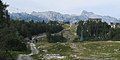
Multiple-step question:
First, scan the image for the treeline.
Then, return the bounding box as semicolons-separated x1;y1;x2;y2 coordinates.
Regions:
77;20;120;41
10;20;63;38
1;14;64;58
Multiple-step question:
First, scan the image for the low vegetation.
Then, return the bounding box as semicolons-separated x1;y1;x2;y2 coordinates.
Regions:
33;41;120;60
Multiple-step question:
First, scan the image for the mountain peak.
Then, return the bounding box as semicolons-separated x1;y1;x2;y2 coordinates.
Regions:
10;11;120;24
81;10;88;13
81;10;94;16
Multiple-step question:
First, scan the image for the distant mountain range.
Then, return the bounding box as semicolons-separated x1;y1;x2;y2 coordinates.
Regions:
10;10;120;24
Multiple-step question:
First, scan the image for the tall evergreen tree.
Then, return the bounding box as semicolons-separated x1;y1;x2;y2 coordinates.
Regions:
0;1;28;59
0;0;9;28
77;20;111;41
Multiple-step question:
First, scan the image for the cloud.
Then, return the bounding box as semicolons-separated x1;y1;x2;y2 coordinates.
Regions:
2;0;120;18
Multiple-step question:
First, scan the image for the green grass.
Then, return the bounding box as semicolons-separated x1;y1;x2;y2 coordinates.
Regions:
47;43;72;56
62;24;70;29
62;24;77;34
33;41;120;60
74;41;120;60
0;51;28;60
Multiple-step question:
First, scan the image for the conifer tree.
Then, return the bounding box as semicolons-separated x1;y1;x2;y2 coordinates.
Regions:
0;0;9;28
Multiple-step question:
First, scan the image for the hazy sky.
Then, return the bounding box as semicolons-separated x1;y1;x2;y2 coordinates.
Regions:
2;0;120;18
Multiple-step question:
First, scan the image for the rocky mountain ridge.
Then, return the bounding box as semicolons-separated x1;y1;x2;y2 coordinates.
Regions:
10;10;120;24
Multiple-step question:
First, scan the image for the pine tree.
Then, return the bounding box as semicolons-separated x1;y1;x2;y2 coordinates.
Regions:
0;1;27;59
0;0;9;28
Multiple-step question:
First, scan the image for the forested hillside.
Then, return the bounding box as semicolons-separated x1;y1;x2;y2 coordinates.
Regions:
77;20;120;41
0;0;63;59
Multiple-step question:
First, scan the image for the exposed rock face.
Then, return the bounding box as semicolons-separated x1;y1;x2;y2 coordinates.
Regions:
17;54;33;60
10;10;120;24
81;10;120;24
17;38;39;60
44;54;65;59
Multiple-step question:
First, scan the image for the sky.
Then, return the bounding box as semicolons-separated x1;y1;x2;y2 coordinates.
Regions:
2;0;120;18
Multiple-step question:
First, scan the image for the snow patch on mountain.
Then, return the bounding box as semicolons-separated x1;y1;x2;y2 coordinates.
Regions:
10;10;120;24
